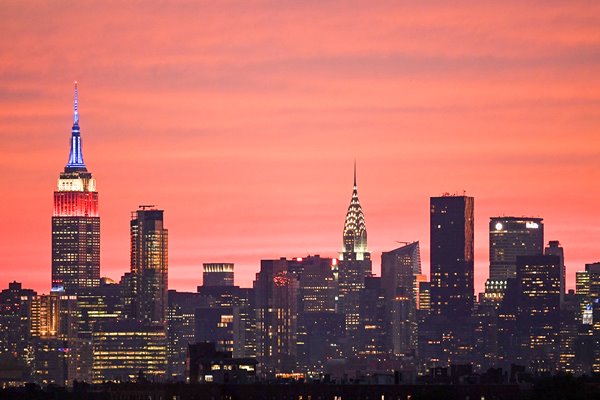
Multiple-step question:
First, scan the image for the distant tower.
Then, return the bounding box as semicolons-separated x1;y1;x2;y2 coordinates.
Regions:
489;217;544;281
52;82;100;292
203;263;234;287
338;163;372;331
430;195;474;320
130;207;168;325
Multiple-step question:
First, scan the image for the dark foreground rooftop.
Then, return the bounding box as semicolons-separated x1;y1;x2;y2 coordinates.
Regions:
1;377;599;400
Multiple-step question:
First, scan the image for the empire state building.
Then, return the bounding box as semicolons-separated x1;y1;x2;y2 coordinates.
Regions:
51;83;100;292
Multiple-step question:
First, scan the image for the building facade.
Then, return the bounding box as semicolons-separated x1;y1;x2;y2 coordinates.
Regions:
129;207;168;325
430;195;474;320
203;263;235;287
338;165;372;331
52;83;100;292
489;217;544;281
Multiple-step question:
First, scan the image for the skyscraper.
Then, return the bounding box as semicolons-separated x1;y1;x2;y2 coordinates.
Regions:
253;258;299;375
129;207;168;325
52;82;100;292
430;194;474;320
545;240;566;305
489;217;544;281
338;163;372;331
203;263;234;287
515;254;561;373
381;242;421;305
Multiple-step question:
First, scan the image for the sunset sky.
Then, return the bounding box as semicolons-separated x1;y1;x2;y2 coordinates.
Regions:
1;1;599;294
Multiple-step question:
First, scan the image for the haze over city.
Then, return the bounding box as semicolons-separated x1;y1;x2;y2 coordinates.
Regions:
1;1;599;294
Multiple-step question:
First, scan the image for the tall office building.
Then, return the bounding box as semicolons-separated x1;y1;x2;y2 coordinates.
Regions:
430;195;474;320
203;263;234;287
515;255;561;373
0;282;36;369
129;207;168;325
52;83;100;292
381;242;421;357
489;217;544;280
338;164;372;331
545;241;566;305
381;241;421;302
253;259;299;375
91;321;167;383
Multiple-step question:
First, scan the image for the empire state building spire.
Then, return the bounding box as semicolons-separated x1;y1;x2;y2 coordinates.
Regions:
66;81;86;172
342;162;367;254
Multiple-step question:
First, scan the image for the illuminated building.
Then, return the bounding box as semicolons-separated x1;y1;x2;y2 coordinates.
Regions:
338;164;372;331
489;217;544;281
580;262;600;374
284;256;339;373
559;290;579;373
195;308;235;354
52;82;100;292
30;293;80;386
203;263;234;287
480;279;508;307
91;321;167;383
129;207;168;325
73;279;123;383
0;282;36;375
357;277;388;359
167;290;203;381
253;258;299;375
188;342;257;384
291;255;337;314
430;195;474;320
586;262;600;299
576;271;590;296
195;285;256;360
418;281;431;313
516;254;561;374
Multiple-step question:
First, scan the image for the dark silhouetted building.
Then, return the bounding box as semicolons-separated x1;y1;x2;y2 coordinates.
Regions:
52;83;100;292
545;240;565;305
430;195;474;320
381;242;421;357
188;342;257;384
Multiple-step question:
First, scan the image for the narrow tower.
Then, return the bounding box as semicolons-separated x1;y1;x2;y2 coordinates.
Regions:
52;82;100;292
338;163;372;332
129;206;168;325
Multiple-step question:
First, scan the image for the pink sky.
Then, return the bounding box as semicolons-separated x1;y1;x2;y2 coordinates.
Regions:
1;1;599;294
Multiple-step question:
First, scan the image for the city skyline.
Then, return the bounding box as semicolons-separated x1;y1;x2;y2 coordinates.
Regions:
2;2;600;294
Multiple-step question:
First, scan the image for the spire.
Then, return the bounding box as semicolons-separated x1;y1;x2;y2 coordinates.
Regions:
73;81;79;125
65;81;87;172
342;162;367;254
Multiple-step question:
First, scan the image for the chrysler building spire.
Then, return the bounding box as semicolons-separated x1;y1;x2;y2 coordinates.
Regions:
342;162;367;254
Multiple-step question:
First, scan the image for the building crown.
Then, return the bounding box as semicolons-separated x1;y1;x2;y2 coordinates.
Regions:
342;161;367;254
65;81;87;172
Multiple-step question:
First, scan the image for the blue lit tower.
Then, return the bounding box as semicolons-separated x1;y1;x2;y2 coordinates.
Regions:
52;82;100;292
338;162;372;331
